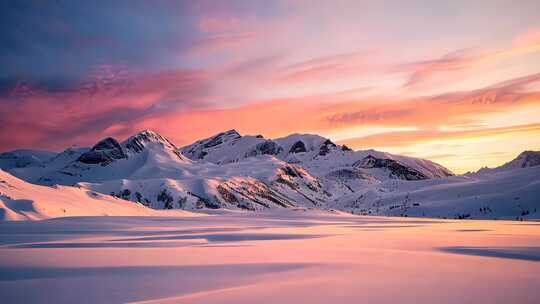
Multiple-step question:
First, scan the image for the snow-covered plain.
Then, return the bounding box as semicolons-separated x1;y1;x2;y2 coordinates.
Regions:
0;210;539;303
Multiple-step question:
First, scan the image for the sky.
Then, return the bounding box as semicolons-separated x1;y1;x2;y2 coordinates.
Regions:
1;0;540;173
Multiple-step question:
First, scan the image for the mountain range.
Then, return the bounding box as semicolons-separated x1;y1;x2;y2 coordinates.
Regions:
1;129;539;220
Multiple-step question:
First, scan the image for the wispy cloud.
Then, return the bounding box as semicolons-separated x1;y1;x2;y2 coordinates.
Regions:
337;123;540;149
274;51;371;84
394;33;540;88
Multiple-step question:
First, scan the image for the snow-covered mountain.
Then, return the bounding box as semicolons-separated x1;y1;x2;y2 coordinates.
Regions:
3;130;328;211
38;130;193;185
180;130;453;180
0;169;192;220
0;149;56;170
488;151;540;172
8;146;89;183
1;129;538;220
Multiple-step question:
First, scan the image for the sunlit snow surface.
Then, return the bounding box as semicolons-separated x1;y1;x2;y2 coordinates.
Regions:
1;209;539;303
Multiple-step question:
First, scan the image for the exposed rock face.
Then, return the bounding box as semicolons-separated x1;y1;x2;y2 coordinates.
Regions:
341;145;353;152
77;137;127;165
180;129;242;160
508;151;540;168
157;188;174;209
289;141;307;153
274;164;327;202
319;139;337;156
216;185;239;204
226;179;296;209
246;140;283;157
354;155;428;180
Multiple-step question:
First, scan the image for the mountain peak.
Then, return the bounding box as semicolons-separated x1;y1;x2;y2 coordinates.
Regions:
224;129;241;136
477;150;540;173
182;129;242;156
123;130;178;153
213;129;242;142
504;150;540;169
132;129;164;141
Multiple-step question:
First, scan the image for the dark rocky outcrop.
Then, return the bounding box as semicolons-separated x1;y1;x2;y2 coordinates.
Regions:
246;140;283;157
289;141;307;153
157;189;174;209
77;137;127;165
280;165;304;178
216;184;239;203
318;139;337;156
354;155;428;180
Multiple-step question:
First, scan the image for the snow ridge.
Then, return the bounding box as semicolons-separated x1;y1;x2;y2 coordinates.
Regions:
1;130;539;220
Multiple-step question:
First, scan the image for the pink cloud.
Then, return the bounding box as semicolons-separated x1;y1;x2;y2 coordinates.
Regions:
274;51;371;84
0;66;216;151
394;31;540;88
513;29;540;46
2;70;539;152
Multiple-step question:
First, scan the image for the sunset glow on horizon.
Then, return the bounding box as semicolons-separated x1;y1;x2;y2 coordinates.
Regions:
1;0;540;173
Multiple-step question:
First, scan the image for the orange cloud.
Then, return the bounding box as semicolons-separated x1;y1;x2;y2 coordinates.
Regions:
123;72;540;150
513;29;540;46
337;123;540;149
323;73;540;132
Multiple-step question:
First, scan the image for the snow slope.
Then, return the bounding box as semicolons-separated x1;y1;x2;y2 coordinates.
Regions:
335;166;540;220
77;155;329;211
0;169;192;221
7;146;89;183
